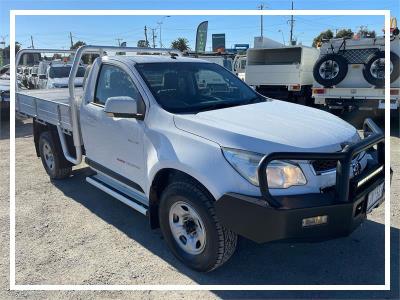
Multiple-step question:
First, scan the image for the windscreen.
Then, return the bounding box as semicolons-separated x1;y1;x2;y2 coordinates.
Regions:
136;62;264;114
48;66;86;78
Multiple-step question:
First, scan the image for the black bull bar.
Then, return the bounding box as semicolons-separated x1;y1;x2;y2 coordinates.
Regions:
257;119;386;208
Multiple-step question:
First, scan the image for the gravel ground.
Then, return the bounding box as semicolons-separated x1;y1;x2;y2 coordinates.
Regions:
0;113;399;299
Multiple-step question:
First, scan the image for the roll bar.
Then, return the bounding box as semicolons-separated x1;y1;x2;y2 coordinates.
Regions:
67;45;182;164
15;49;76;92
16;46;182;165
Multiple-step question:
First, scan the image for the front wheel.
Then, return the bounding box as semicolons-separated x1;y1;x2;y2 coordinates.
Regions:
159;179;237;272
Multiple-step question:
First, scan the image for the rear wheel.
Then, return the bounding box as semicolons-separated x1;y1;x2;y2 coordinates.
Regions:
159;178;237;272
39;131;72;179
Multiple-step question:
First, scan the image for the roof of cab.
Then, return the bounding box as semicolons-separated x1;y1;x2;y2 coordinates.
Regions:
107;55;212;64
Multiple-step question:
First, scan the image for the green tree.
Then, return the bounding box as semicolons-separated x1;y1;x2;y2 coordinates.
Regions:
3;42;21;56
335;28;354;39
137;40;150;48
171;38;190;52
312;29;334;47
70;40;86;50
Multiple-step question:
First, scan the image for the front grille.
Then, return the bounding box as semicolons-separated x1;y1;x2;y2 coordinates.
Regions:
312;160;337;174
312;152;365;175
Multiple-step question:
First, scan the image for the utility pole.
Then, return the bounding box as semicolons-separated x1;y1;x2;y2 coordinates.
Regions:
116;38;123;46
258;3;264;37
157;16;170;48
288;1;295;45
157;21;163;47
151;28;157;48
30;35;34;49
144;26;149;47
69;32;73;48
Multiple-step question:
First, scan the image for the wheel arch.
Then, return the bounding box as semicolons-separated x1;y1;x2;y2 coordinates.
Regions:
148;167;217;229
33;118;75;168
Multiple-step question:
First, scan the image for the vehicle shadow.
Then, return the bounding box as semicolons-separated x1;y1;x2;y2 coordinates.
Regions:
0;117;33;140
51;167;398;298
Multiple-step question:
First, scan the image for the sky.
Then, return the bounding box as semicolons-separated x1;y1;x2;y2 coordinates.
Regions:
0;0;399;50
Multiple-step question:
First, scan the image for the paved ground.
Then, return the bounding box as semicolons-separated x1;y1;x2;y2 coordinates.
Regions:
0;112;399;299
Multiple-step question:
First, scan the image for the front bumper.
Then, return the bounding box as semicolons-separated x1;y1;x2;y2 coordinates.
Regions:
215;119;387;243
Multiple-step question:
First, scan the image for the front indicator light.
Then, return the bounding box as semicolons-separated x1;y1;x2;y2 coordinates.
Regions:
302;215;328;227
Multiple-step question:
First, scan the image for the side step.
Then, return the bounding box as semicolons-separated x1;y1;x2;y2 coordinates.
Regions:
86;176;148;216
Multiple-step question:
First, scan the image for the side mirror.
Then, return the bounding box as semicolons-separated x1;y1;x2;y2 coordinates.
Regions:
104;96;143;119
38;74;46;79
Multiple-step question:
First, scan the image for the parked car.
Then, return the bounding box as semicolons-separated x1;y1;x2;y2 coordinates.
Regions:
45;63;86;89
312;27;400;113
16;46;386;272
245;43;320;106
0;65;10;120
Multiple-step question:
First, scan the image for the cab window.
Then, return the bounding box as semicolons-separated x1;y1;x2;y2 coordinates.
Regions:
94;64;144;113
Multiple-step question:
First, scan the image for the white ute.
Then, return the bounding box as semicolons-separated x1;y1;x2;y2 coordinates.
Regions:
16;46;387;272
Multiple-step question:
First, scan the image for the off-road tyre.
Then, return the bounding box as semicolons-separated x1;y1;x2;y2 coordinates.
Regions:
313;54;349;87
39;131;72;179
159;178;237;272
362;51;400;87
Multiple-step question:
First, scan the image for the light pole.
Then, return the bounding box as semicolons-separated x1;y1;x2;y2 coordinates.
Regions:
157;16;170;48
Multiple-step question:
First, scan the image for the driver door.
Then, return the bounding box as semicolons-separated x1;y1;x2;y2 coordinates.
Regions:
80;62;147;192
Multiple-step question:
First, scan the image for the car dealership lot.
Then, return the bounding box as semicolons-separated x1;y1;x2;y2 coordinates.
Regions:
0;116;399;299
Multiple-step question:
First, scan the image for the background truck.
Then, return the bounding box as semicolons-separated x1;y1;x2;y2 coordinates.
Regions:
245;43;320;105
16;46;385;272
312;28;400;114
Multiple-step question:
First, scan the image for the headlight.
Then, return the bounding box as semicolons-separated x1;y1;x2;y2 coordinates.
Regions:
222;147;307;188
